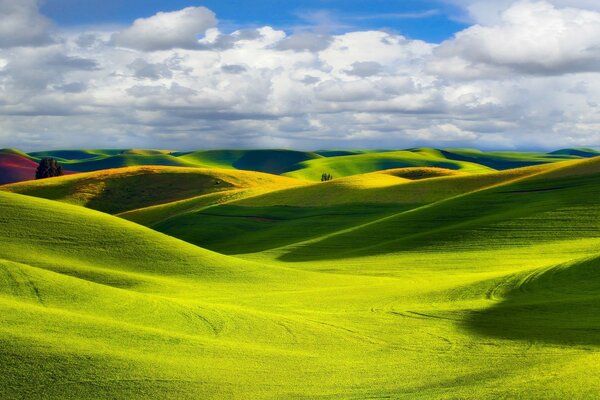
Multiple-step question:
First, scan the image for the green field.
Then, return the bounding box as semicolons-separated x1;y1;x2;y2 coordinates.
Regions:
2;149;600;398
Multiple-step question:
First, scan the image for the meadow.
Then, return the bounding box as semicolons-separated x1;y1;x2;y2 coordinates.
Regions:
1;147;600;398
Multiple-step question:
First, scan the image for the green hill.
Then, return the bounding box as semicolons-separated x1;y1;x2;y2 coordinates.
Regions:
144;164;550;254
278;156;600;261
0;166;305;214
283;149;495;181
439;148;582;169
28;149;127;161
176;149;322;174
4;150;600;398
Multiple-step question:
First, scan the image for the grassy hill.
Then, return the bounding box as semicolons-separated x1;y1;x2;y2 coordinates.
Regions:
276;156;600;261
143;163;551;254
175;149;322;174
1;147;597;185
0;166;305;214
0;149;40;184
438;148;581;169
3;150;600;398
283;149;496;180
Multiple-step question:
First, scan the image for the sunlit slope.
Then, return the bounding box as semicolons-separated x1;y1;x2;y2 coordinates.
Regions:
1;166;304;214
0;190;254;279
176;149;322;174
279;156;600;261
149;164;551;254
0;191;350;398
284;149;495;181
28;149;127;161
60;153;200;172
6;167;600;397
237;163;550;207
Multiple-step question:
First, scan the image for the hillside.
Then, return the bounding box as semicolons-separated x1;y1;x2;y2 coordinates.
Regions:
144;164;551;254
283;149;496;180
175;149;322;174
277;156;600;261
1;147;597;185
3;152;600;397
0;149;40;184
3;157;600;397
0;166;305;214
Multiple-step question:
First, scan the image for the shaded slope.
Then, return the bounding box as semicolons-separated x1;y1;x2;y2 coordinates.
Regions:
284;149;494;181
278;157;600;261
149;164;551;254
1;166;304;214
0;150;39;184
549;148;600;158
379;167;465;180
62;153;199;172
176;149;322;174
466;255;600;345
28;149;127;161
439;148;582;170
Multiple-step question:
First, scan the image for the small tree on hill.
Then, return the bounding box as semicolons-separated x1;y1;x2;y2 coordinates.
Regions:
35;158;63;179
321;172;333;182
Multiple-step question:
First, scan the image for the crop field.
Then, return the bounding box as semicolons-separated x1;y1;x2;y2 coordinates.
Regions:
1;148;600;398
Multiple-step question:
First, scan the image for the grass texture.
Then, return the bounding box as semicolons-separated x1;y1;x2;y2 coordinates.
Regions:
1;153;600;398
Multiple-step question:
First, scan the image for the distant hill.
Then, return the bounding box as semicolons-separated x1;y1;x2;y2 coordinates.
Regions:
1;147;598;185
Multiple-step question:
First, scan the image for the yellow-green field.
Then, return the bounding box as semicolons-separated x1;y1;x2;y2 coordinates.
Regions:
2;150;600;398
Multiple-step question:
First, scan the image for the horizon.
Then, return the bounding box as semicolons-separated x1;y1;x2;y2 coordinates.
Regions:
2;1;600;150
7;145;600;154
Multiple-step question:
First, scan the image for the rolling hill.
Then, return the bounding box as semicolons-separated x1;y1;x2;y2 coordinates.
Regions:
2;147;596;186
0;152;600;399
0;166;305;214
0;149;40;184
3;150;600;398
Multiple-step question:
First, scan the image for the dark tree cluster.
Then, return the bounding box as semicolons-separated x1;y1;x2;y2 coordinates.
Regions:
321;173;333;182
35;158;64;180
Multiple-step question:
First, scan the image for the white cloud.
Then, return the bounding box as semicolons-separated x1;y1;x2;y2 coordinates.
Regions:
2;2;600;150
0;0;54;48
113;7;217;51
437;1;600;75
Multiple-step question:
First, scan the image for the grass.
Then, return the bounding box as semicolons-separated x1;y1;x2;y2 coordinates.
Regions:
2;151;600;398
283;149;496;181
0;166;305;214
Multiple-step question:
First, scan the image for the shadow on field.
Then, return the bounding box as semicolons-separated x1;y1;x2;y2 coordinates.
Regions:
464;256;600;346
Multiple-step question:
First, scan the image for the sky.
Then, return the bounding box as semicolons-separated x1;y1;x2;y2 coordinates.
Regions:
1;0;600;150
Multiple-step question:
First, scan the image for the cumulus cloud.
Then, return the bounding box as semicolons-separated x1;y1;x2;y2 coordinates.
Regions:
437;1;600;75
345;61;384;77
0;0;54;48
128;58;173;80
113;7;217;51
2;1;600;150
275;33;333;52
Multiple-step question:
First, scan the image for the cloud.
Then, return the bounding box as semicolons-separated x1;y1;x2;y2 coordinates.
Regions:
128;58;173;80
113;7;217;51
221;64;247;74
275;33;333;52
345;61;384;77
437;1;600;75
3;2;600;151
0;0;54;48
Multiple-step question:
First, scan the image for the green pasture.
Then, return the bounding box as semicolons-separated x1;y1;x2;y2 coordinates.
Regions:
1;152;600;398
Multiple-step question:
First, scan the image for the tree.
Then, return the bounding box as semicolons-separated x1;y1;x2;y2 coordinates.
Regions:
35;158;64;179
321;172;333;182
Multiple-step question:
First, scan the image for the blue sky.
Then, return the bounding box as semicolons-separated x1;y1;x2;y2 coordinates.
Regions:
40;0;468;43
3;0;600;151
